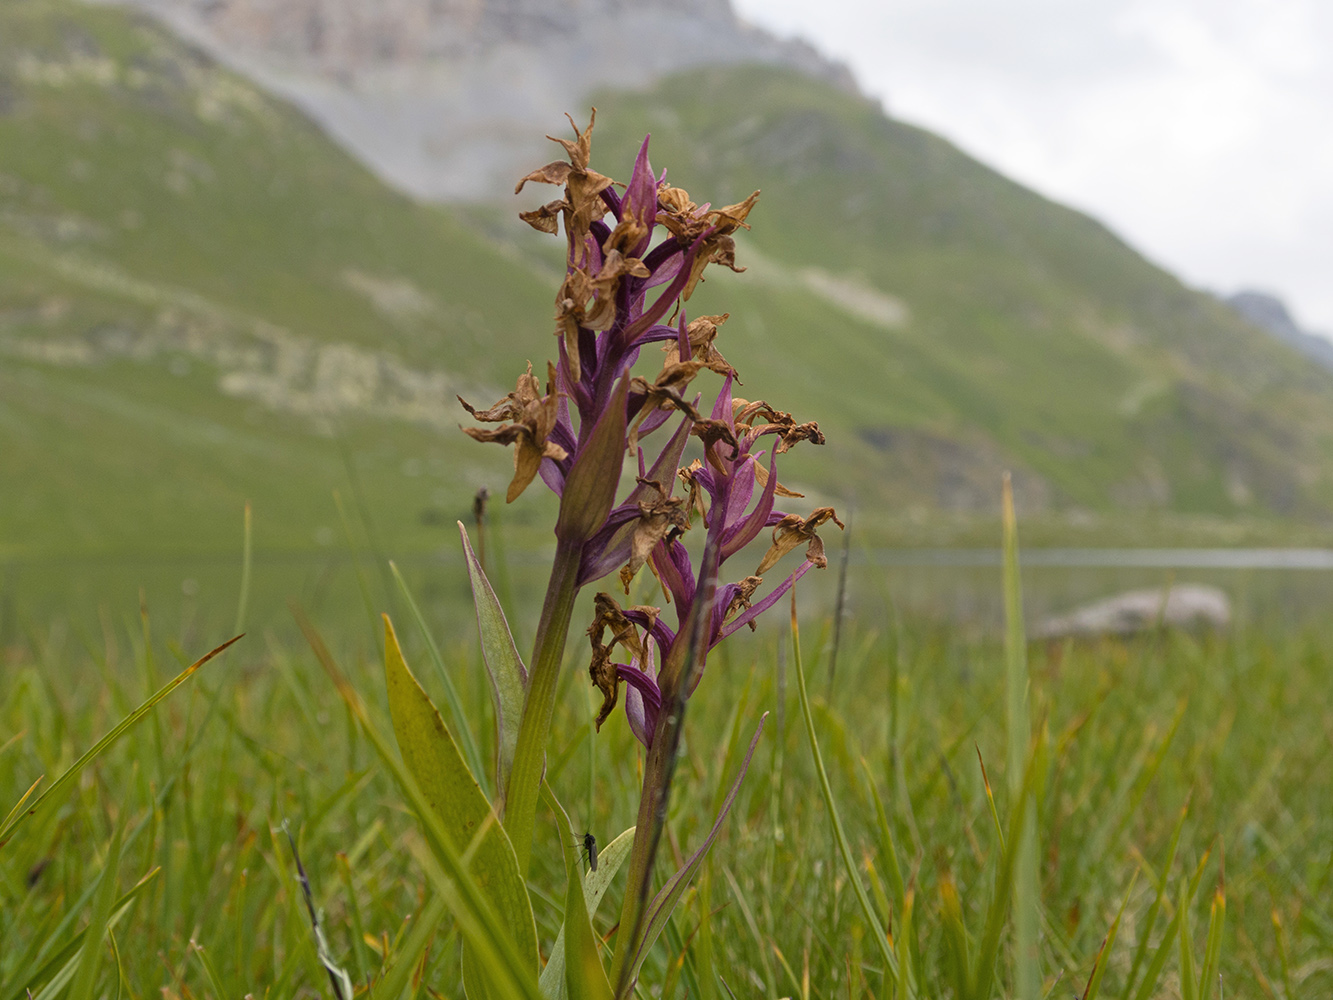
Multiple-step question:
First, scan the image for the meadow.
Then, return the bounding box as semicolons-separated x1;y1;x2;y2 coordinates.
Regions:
2;523;1331;999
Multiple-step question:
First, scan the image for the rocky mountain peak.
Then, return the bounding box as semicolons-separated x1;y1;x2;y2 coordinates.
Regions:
110;0;857;199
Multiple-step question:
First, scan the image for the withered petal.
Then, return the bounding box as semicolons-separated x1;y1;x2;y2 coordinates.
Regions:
519;199;568;234
707;190;761;235
515;161;573;194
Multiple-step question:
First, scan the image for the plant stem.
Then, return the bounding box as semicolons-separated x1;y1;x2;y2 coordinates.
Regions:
504;535;583;877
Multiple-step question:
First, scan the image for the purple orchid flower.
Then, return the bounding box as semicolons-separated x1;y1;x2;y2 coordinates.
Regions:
587;371;843;748
458;113;837;880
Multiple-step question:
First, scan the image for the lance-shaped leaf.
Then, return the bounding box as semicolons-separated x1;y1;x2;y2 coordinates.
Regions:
623;716;766;991
557;376;630;544
539;826;637;1000
302;613;539;1000
382;616;539;986
459;523;528;793
540;785;615;1000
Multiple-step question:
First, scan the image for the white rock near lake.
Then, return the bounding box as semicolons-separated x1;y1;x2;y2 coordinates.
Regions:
1033;584;1231;639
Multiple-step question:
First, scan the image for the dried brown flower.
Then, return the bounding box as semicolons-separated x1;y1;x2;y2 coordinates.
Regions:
754;507;845;575
458;363;568;503
619;495;691;593
586;592;660;728
515;111;614;250
722;575;764;631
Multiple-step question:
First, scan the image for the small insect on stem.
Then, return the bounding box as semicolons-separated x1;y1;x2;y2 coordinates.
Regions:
580;832;598;872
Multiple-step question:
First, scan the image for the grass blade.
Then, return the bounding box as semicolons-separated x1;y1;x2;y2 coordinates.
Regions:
0;635;241;849
790;590;902;991
67;822;123;1000
1002;472;1040;1000
234;500;253;636
1082;873;1137;1000
368;894;451;1000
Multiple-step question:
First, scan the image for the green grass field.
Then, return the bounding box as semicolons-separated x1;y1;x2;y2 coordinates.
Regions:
3;532;1330;999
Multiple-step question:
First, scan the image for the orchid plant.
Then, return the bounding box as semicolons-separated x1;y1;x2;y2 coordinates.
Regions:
373;112;840;998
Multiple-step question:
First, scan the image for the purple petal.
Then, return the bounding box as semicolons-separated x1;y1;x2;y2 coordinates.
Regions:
539;456;566;496
618;658;662;748
626;607;677;655
644;253;684;291
653;538;696;612
721;455;757;530
710;373;734;423
584;230;604;272
641;235;684;276
636;405;675;440
721;454;778;560
624;136;658;253
709;581;741;641
620;232;708;347
630;324;684;348
577;504;642;585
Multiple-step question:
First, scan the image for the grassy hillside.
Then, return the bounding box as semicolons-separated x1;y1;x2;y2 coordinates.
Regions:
4;0;1333;571
0;0;551;561
588;66;1333;522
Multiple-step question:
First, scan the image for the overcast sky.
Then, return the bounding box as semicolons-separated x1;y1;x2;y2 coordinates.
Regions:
734;0;1333;335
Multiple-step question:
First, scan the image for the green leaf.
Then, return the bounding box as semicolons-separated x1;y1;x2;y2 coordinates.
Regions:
556;375;629;544
541;785;615;1000
391;558;489;793
300;611;539;1000
68;823;123;1000
458;523;528;793
382;616;539;985
0;635;240;849
539;826;637;1000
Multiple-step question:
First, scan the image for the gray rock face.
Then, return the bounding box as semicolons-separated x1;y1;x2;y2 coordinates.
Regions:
1033;584;1230;639
103;0;857;200
1227;290;1333;373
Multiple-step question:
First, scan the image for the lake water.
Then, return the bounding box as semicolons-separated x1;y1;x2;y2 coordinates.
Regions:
5;547;1333;648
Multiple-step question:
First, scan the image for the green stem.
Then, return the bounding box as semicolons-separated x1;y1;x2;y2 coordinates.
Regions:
503;536;583;877
609;726;671;990
609;540;716;995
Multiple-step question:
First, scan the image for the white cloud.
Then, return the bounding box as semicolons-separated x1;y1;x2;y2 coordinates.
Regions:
735;0;1333;333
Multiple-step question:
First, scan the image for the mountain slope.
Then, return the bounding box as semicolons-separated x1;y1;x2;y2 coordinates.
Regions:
0;0;551;558
5;0;1333;567
586;66;1333;518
